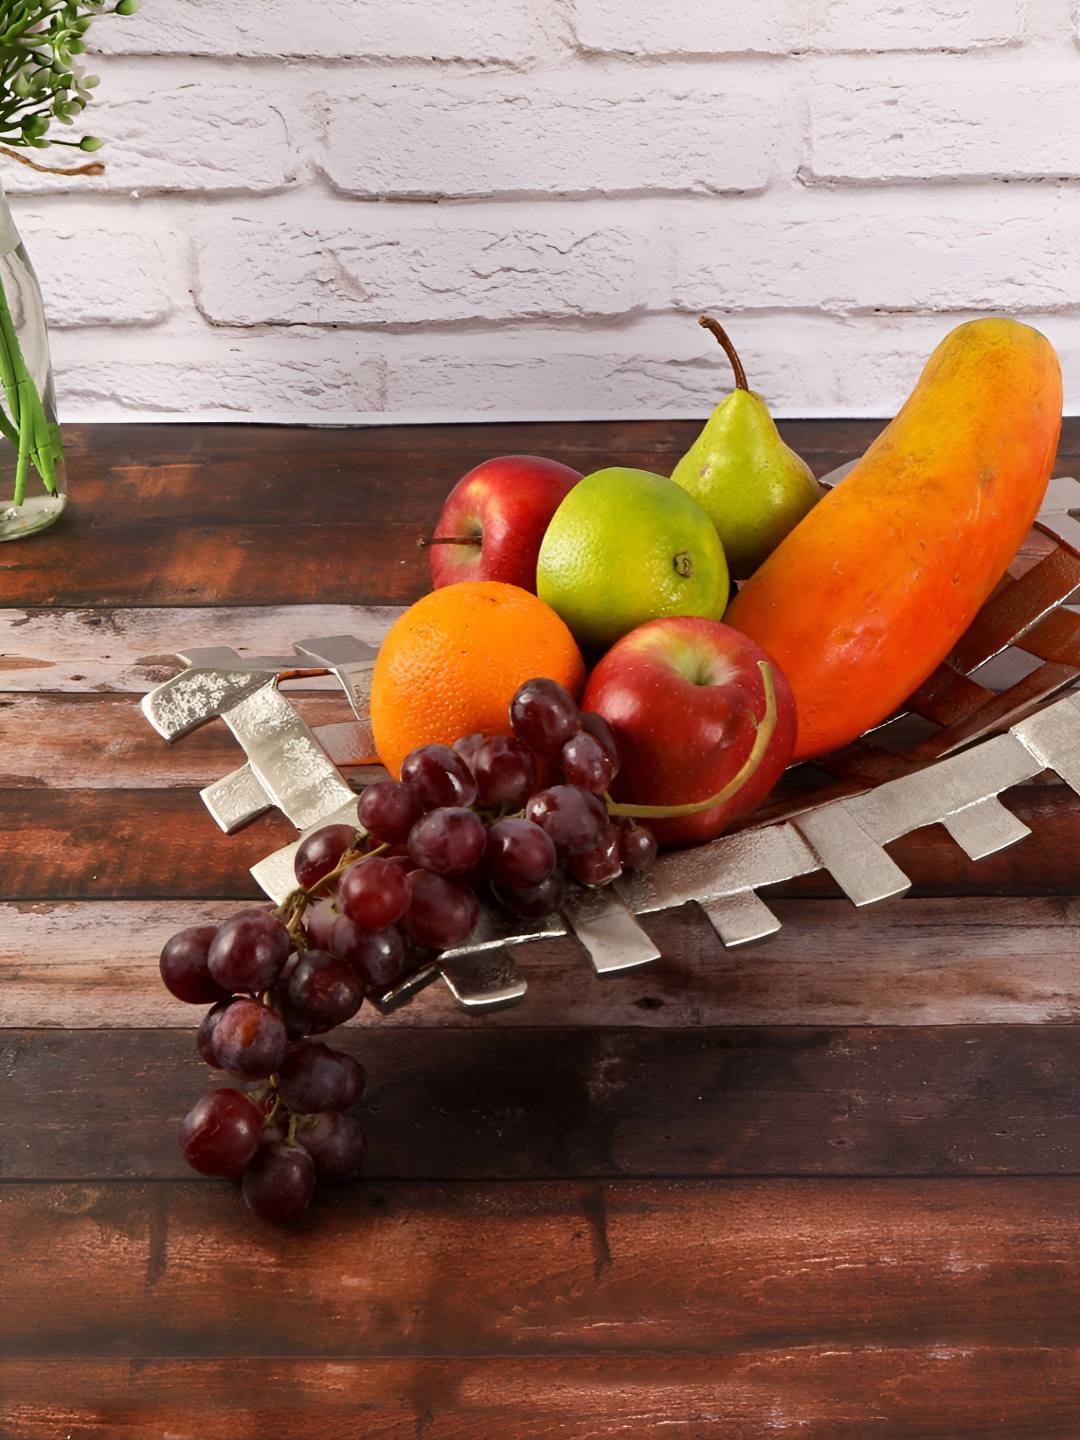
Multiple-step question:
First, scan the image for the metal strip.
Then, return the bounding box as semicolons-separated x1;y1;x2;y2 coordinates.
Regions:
200;762;271;834
700;891;782;948
438;949;527;1011
942;797;1031;860
793;805;911;907
561;887;661;975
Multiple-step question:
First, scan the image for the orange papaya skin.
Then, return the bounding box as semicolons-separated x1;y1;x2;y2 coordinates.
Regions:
724;318;1062;762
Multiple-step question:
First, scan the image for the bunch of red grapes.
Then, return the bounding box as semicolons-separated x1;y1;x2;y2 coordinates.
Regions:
163;678;657;1223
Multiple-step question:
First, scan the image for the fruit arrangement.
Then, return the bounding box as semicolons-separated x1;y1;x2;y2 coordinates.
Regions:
158;315;1064;1224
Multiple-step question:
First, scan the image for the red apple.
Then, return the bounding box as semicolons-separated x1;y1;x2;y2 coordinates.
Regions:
582;616;797;847
427;455;581;591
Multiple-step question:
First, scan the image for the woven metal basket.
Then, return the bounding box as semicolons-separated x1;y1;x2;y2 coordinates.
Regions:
142;473;1080;1016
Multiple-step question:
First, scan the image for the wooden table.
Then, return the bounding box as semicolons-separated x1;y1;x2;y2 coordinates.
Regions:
4;419;1080;1438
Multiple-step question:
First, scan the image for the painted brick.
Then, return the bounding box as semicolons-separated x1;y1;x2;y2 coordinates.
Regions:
812;0;1022;51
54;352;385;417
323;83;775;198
8;85;300;196
383;320;948;417
672;203;1080;314
194;219;642;326
93;0;541;63
807;64;1079;182
20;219;173;327
571;0;805;56
571;0;1019;55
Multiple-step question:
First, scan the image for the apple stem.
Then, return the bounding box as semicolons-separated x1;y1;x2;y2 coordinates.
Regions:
606;661;778;820
417;534;482;549
698;315;749;392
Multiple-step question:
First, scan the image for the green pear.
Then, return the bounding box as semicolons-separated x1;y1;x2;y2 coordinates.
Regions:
672;316;822;580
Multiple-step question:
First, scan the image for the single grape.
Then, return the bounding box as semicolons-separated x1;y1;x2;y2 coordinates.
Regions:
400;742;477;810
407;807;487;876
336;1053;366;1109
403;869;479;949
350;925;407;990
241;1141;315;1223
560;731;617;794
207;909;291;993
211;998;288;1079
305;898;362;962
619;822;658;873
179;1088;263;1178
570;826;623;888
492;869;567;921
510;678;580;756
485;817;557;887
159;924;230;1005
297;1112;367;1183
451;732;486;773
266;982;312;1041
580;711;620;767
287;949;365;1030
293;823;357;890
304;896;337;951
196;1000;230;1065
338;856;409;930
472;735;537;809
277;1039;366;1112
357;779;422;845
525;785;609;858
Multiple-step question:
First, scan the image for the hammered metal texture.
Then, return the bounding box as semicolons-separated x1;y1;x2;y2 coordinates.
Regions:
141;478;1080;1016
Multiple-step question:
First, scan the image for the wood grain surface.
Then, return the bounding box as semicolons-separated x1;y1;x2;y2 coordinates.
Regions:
6;895;1078;1029
4;421;1080;1439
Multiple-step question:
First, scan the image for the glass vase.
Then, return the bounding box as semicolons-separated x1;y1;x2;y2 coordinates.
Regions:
0;182;66;541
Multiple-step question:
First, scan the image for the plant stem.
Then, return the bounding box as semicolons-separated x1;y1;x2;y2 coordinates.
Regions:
0;268;56;504
606;662;778;820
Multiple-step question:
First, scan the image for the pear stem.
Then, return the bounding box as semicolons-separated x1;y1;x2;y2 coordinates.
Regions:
606;662;778;820
698;314;749;391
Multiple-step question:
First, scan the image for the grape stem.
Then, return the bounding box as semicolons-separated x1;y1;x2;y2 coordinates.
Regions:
275;838;389;943
606;661;778;820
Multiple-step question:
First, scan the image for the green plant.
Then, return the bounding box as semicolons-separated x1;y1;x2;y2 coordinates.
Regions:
0;0;138;154
0;0;137;513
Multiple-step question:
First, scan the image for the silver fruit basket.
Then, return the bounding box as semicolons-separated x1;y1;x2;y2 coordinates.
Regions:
142;475;1080;1017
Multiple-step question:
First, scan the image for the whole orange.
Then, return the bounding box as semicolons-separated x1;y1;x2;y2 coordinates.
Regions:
370;581;586;778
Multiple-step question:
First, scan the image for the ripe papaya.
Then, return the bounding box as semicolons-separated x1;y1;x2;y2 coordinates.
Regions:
724;318;1062;761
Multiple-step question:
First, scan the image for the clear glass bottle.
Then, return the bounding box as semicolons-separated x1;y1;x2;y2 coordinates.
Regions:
0;183;66;541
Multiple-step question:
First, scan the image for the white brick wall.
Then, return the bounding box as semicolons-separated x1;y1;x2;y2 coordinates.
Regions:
12;0;1080;421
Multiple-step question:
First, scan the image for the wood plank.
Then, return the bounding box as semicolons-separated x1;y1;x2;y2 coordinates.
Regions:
0;519;1059;611
2;782;1078;901
3;417;1071;607
5;1179;1080;1355
0;521;435;607
6;1025;1080;1180
0;693;377;787
0;790;293;901
5;1349;1080;1439
0;604;396;693
57;418;886;531
5;896;1080;1030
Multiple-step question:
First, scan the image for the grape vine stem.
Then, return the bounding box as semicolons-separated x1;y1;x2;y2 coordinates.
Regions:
276;838;389;944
